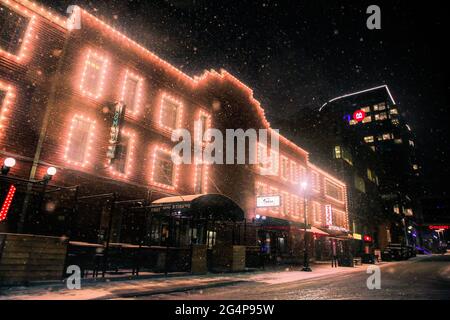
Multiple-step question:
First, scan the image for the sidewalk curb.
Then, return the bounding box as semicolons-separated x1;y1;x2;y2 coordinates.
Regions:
93;280;247;300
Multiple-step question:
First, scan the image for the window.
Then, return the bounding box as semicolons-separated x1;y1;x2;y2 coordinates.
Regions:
341;147;353;166
413;164;419;171
312;171;320;192
364;136;374;143
349;119;357;125
120;71;143;115
382;133;393;140
334;146;341;159
109;131;135;177
391;119;400;126
0;3;33;60
281;192;288;217
362;116;372;123
151;148;177;188
367;168;377;183
258;143;279;176
290;161;298;183
64;115;96;166
394;138;403;144
409;140;415;147
312;202;321;224
80;50;109;100
325;179;343;202
389;108;398;115
354;175;366;193
194;110;211;193
373;102;386;111
361;106;370;113
281;156;289;180
0;80;14;135
159;93;183;131
374;112;388;121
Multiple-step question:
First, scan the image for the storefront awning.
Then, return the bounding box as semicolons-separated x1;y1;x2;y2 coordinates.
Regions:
151;193;245;222
307;226;329;236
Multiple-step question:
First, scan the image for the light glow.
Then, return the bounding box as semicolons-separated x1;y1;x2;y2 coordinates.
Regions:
193;109;212;193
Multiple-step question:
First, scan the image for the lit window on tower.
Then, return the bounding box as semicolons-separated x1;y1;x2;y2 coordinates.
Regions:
364;136;374;143
375;112;388;121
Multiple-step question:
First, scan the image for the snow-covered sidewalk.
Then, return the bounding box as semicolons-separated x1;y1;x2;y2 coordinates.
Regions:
0;263;370;300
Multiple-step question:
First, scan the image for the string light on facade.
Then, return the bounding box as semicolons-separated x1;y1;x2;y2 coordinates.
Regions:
0;81;15;137
79;49;109;100
158;92;184;132
120;70;144;116
193;109;212;193
0;0;36;63
150;145;179;190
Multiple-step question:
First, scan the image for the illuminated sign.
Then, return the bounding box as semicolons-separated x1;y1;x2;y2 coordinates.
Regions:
363;235;373;242
353;109;366;122
325;205;333;226
328;225;348;232
352;233;362;240
256;196;281;208
0;185;17;222
428;225;449;230
107;102;126;160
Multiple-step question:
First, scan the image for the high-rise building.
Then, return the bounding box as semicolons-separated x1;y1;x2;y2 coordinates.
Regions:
279;85;420;250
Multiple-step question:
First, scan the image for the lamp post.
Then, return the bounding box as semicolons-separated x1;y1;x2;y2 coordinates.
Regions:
301;181;312;272
38;167;57;214
1;157;16;175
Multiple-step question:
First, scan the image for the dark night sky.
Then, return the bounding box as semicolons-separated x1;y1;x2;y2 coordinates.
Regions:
42;0;449;196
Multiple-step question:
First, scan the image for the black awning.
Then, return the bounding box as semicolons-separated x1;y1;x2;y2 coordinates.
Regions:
150;193;245;222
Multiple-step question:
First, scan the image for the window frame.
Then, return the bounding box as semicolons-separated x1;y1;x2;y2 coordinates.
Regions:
79;49;109;100
120;70;144;116
64;115;96;168
150;146;179;190
0;2;35;63
108;129;136;178
158;92;183;132
0;80;15;137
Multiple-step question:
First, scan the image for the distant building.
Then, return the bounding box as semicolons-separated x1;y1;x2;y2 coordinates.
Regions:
278;85;420;251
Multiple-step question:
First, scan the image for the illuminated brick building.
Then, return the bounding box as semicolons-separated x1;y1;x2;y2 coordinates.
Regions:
0;0;349;264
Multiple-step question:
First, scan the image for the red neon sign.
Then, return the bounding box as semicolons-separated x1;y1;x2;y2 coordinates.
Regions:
353;110;366;122
428;225;449;230
363;235;372;242
0;185;16;222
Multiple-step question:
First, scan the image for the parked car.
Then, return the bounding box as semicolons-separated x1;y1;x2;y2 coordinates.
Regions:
381;243;415;261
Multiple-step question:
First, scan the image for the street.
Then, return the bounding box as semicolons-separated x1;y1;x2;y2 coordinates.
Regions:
139;254;450;300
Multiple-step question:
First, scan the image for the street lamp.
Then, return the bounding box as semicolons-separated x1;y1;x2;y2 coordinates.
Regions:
38;167;57;216
1;157;16;175
301;181;312;272
44;166;57;181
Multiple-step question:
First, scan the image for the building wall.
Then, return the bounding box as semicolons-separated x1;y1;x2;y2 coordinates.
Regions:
0;0;349;234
